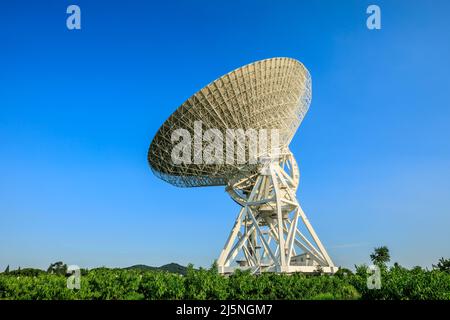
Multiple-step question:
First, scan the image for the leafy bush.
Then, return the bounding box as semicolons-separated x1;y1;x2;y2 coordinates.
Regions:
0;265;449;300
139;271;185;299
349;264;450;300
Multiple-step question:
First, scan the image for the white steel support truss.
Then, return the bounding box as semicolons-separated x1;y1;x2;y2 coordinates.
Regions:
217;152;337;274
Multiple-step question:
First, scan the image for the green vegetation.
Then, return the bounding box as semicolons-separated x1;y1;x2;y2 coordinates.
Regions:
433;257;450;274
1;264;449;300
0;267;359;300
1;251;449;300
47;261;68;275
348;264;450;300
370;246;391;267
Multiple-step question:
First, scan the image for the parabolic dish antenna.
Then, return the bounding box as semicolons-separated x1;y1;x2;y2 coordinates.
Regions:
148;57;337;274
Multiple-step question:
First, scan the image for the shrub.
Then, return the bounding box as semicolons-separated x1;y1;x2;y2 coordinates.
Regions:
0;266;448;300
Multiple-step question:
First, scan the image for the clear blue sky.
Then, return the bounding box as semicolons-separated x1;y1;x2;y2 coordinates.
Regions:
1;0;449;271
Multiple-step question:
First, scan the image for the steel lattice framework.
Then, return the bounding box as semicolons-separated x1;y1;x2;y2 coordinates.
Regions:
148;57;311;187
148;57;337;274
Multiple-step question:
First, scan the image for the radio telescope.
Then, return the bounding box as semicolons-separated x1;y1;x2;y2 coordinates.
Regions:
148;57;337;274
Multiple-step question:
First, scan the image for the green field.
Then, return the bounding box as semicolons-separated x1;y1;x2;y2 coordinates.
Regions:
1;264;449;300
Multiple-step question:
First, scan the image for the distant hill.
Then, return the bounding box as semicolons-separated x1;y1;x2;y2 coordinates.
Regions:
124;263;188;275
